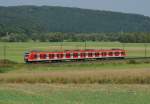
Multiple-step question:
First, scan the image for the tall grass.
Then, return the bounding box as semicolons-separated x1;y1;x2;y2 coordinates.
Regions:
1;69;150;84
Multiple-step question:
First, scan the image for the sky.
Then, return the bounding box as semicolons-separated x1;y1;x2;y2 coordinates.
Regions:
0;0;150;17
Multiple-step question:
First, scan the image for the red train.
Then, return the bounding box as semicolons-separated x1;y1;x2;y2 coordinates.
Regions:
24;49;127;63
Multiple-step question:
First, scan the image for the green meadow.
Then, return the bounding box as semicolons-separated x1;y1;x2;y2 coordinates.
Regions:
0;84;150;104
0;42;150;104
0;42;150;62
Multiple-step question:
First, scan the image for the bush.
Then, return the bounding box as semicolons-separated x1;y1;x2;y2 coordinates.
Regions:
0;67;12;73
0;59;17;65
0;59;17;73
127;60;138;64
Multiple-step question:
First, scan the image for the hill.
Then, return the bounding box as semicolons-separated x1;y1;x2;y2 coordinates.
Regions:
0;5;150;34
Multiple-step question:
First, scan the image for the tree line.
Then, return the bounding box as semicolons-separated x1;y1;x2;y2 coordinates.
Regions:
0;6;150;43
0;32;150;43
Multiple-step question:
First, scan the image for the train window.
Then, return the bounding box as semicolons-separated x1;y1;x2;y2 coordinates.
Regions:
61;54;63;58
115;52;120;56
40;54;46;59
32;54;37;59
73;53;78;57
66;53;70;58
121;52;125;55
81;53;86;57
57;54;63;58
109;52;113;56
95;52;99;57
49;54;54;59
88;53;93;57
102;52;107;56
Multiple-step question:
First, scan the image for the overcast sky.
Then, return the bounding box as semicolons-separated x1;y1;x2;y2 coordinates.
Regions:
0;0;150;17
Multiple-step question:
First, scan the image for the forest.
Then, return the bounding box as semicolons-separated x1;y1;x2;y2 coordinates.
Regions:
0;6;150;42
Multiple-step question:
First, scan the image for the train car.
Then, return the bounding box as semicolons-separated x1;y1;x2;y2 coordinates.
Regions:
24;49;126;63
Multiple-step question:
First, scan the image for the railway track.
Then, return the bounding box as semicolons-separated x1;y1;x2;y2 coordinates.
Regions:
30;57;150;65
126;57;150;60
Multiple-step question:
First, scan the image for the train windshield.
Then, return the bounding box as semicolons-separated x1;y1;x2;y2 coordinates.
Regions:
24;52;30;62
24;52;29;57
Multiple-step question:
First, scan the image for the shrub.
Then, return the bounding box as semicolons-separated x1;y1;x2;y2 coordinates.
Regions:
127;60;138;64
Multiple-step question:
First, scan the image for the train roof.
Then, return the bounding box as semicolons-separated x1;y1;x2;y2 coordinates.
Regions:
27;49;125;53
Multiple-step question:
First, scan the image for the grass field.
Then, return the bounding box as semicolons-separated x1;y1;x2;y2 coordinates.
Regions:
0;61;150;84
0;84;150;104
0;42;150;62
0;42;150;104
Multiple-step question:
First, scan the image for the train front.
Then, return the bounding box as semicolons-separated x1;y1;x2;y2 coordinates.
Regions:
24;52;30;63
